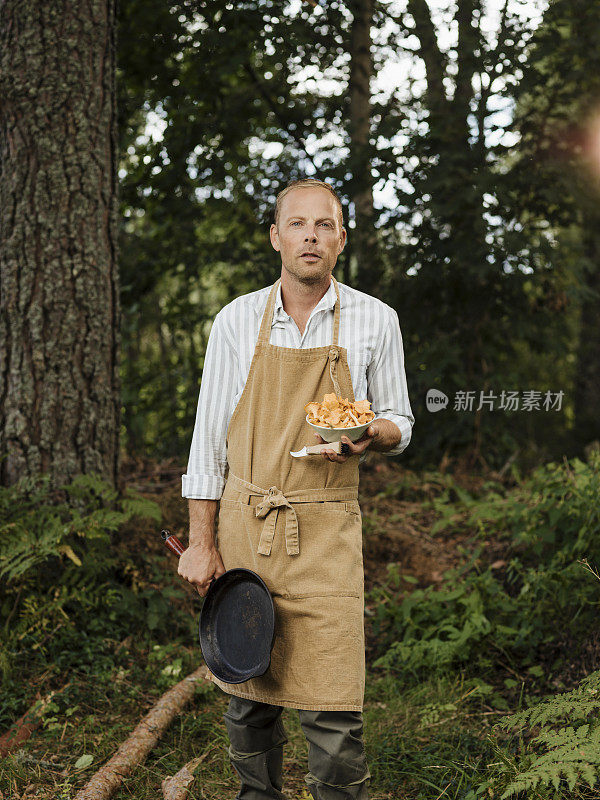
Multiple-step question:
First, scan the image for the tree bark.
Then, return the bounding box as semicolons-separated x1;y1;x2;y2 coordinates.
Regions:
348;0;381;292
0;0;121;488
573;220;600;449
162;755;207;800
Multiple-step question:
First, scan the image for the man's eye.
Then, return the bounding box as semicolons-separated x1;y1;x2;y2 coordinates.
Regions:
290;221;302;226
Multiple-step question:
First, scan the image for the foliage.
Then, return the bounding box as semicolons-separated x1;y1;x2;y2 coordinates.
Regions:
0;473;158;582
0;634;216;799
491;670;600;798
0;637;503;799
370;452;600;677
3;459;600;798
384;0;555;469
114;0;599;470
116;0;351;458
506;0;600;453
0;473;191;728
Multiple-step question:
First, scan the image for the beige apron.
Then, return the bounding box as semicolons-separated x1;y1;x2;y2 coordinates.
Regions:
206;276;365;712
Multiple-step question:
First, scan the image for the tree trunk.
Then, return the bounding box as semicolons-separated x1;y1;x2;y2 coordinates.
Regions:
449;0;487;263
0;0;121;488
348;0;381;292
573;221;600;450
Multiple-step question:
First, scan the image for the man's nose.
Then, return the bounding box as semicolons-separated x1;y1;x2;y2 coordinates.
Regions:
304;227;318;242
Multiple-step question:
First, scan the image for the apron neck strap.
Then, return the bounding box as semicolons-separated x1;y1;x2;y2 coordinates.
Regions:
257;279;280;345
331;276;341;347
257;276;341;347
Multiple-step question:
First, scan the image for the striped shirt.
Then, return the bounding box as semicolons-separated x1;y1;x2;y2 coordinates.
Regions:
182;278;414;500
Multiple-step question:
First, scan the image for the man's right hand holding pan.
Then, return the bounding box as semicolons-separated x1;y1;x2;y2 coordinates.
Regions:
179;499;226;596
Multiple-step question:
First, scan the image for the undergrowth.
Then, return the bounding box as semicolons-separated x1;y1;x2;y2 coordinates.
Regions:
0;472;194;729
1;455;599;798
491;668;600;798
366;451;600;798
369;451;600;678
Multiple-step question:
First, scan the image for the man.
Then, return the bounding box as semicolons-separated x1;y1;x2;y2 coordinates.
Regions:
180;178;414;800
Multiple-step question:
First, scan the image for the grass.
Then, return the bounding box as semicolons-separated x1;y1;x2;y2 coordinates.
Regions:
365;672;509;799
2;453;599;799
1;609;538;800
0;660;520;799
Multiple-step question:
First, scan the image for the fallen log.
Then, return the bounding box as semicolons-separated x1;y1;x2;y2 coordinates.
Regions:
0;688;64;758
161;753;208;800
74;666;210;800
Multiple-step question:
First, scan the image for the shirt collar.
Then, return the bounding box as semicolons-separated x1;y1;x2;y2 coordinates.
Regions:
272;278;340;320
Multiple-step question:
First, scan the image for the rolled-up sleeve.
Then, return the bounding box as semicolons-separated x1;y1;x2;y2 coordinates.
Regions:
181;309;238;499
367;306;414;456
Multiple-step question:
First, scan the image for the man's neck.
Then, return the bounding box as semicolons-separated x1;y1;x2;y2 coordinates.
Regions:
279;269;332;319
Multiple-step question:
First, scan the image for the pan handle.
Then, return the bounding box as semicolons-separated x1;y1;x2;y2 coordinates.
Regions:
161;528;185;557
162;530;219;593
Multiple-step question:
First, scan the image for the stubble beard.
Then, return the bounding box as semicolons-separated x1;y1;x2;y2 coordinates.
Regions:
283;256;334;287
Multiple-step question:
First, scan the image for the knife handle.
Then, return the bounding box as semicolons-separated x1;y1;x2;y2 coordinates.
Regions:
306;441;350;455
161;529;186;557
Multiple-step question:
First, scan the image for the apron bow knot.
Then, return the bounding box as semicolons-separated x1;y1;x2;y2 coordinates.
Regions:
255;487;299;557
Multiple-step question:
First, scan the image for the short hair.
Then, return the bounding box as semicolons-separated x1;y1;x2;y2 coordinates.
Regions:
274;179;344;230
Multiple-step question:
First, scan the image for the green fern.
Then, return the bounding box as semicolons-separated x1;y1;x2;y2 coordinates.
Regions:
0;473;161;583
496;670;600;798
370;453;600;678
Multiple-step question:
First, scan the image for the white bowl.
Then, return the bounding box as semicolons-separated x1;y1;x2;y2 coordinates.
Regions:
306;415;375;443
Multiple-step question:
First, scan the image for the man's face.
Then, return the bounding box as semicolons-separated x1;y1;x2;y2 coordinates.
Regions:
270;187;347;284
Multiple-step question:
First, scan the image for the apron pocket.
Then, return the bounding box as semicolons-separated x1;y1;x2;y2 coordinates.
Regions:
284;503;363;599
217;499;363;600
309;500;361;517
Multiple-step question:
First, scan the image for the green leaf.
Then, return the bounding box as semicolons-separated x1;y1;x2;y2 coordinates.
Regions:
57;544;82;567
527;665;545;677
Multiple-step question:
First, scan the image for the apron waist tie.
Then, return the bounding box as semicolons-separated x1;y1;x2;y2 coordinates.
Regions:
255;488;297;556
226;473;358;557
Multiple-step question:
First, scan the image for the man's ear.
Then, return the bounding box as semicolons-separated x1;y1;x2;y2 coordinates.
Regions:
338;227;347;254
270;224;280;252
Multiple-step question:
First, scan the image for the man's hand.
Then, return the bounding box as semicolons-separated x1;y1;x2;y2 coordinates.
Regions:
177;542;226;596
182;499;223;595
315;419;401;462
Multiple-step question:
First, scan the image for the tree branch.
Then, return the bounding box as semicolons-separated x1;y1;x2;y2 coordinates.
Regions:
406;0;449;110
74;666;210;800
242;62;319;174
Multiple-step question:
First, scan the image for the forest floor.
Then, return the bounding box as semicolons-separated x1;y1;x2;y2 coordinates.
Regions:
1;452;597;800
